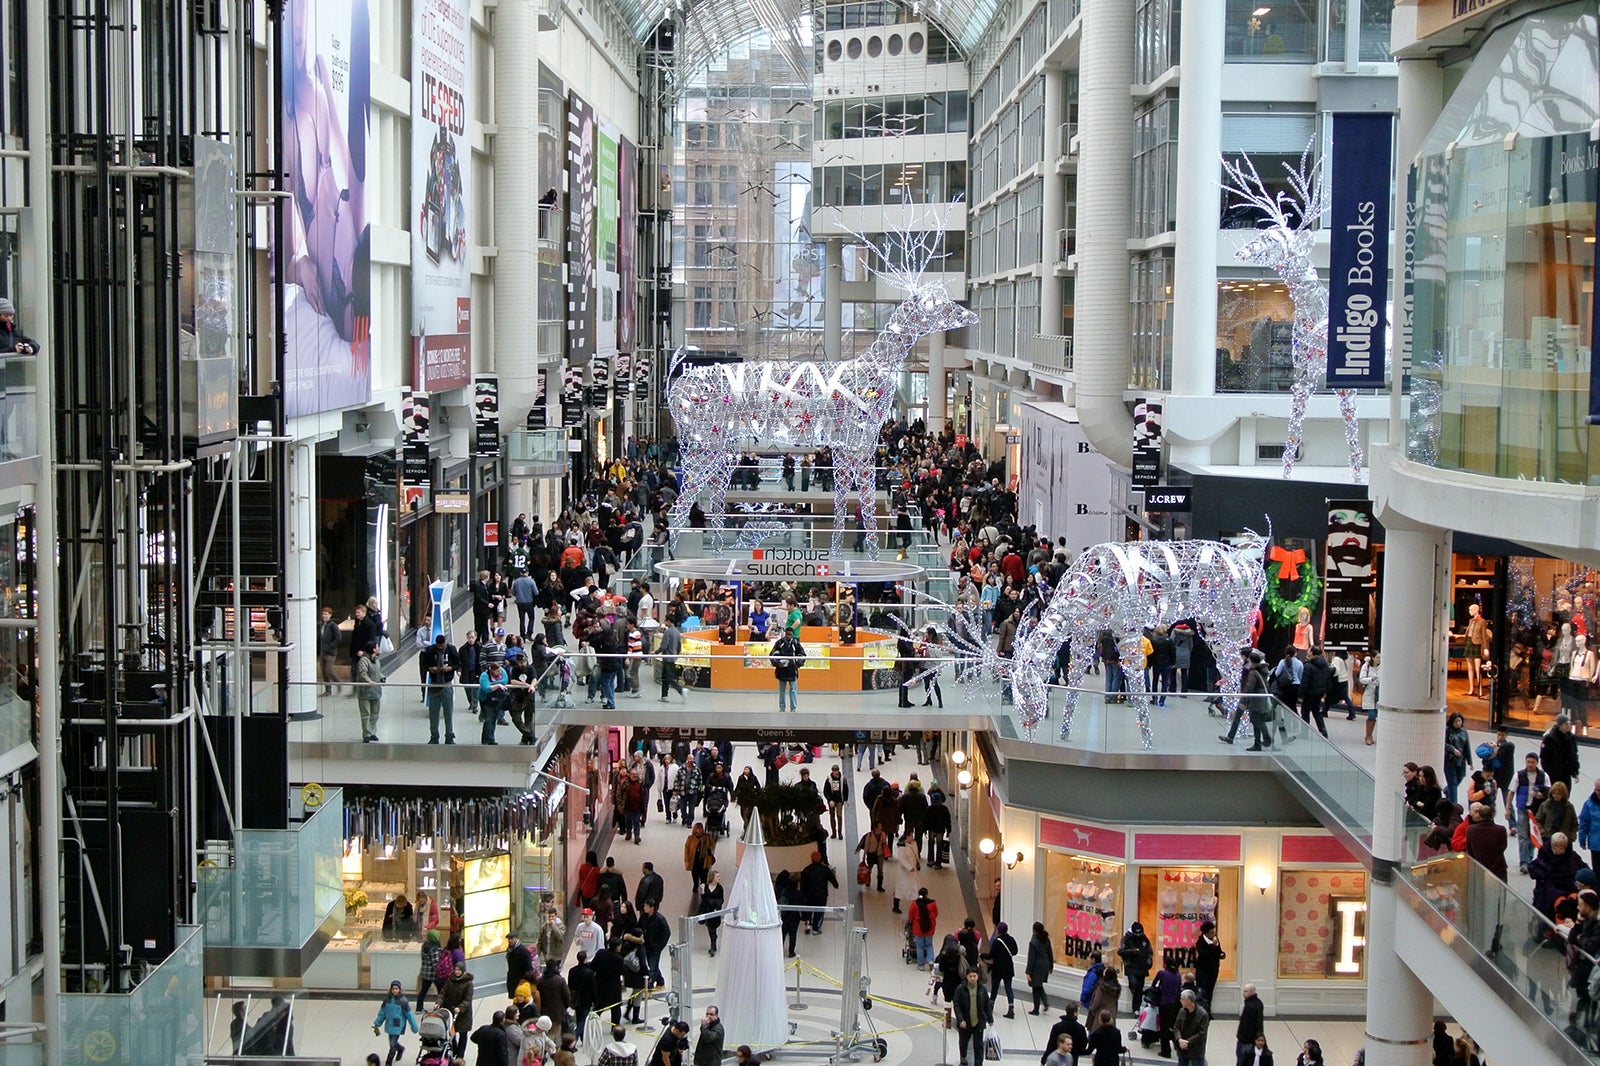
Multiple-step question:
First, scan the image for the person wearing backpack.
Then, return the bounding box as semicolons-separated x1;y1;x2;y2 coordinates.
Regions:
770;630;806;712
1079;951;1105;1006
908;888;939;968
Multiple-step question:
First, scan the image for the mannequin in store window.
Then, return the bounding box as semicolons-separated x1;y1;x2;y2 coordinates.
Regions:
1464;603;1493;698
1563;634;1597;733
1293;606;1315;660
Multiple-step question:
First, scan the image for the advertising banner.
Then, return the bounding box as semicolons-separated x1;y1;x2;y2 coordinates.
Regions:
1327;112;1393;388
566;93;596;365
1323;499;1373;653
402;388;431;489
614;352;632;398
473;374;500;457
1131;398;1163;489
595;121;619;360
618;137;637;358
562;365;584;427
281;0;372;418
411;0;473;393
588;353;611;409
528;369;548;430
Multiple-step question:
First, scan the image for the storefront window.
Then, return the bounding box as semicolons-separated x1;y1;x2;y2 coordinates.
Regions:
1325;0;1392;63
1276;869;1368;978
1224;0;1316;62
1043;852;1125;969
1216;280;1295;392
1136;867;1239;980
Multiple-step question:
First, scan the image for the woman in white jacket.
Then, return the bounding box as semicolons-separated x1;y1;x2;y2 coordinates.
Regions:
1359;652;1381;746
894;831;922;913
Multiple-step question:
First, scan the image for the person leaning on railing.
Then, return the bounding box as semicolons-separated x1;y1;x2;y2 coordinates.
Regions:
0;299;38;355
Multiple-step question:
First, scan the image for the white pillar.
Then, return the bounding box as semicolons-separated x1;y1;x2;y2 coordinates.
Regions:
1168;0;1222;400
284;443;321;715
926;332;948;431
824;240;844;359
1364;519;1449;1066
1039;67;1066;336
494;0;540;520
1072;0;1135;468
1387;2;1445;436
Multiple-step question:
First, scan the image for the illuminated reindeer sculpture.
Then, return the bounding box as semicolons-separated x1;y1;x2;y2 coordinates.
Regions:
1221;153;1363;480
666;232;975;556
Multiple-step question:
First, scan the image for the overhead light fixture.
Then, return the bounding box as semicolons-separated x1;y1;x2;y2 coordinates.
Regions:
1253;6;1271;15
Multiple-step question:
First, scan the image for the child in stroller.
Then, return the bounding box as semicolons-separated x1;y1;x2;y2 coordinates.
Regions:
416;1007;453;1064
703;787;730;837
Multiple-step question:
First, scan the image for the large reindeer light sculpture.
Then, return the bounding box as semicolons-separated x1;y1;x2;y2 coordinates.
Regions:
1221;152;1364;480
666;228;975;556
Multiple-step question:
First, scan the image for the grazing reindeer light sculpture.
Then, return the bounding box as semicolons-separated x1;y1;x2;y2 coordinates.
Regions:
1221;152;1364;481
1009;535;1268;749
666;228;975;556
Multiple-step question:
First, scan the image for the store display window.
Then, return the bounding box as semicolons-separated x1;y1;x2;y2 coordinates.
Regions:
1276;869;1368;978
1136;867;1238;980
1042;852;1124;969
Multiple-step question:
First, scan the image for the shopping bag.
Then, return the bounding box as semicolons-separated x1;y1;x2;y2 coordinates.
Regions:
983;1032;1002;1061
857;861;872;886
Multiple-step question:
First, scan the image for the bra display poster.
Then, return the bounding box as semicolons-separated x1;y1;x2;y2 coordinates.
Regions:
411;0;474;392
280;0;372;418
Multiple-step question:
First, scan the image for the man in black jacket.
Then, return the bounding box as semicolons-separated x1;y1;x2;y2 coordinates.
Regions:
317;607;342;695
952;969;993;1066
504;933;533;1002
569;950;599;1040
1235;982;1264;1063
1542;715;1581;789
1040;1003;1088;1066
0;299;38;355
635;861;665;910
770;630;806;712
419;634;460;745
639;901;671;989
471;1010;511;1066
798;850;838;933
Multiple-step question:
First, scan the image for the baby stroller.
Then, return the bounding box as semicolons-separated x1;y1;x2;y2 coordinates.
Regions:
901;919;917;965
417;1007;453;1064
703;787;730;837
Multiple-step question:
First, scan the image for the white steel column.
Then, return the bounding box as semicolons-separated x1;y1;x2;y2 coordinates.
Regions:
494;0;540;520
1168;0;1222;401
1039;67;1066;336
284;443;320;715
824;240;844;359
1072;0;1135;467
1365;519;1450;1066
926;332;948;431
26;0;60;1055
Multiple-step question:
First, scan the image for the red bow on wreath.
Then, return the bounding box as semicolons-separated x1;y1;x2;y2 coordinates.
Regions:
1268;545;1308;581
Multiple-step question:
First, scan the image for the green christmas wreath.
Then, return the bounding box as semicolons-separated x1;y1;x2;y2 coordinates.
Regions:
1262;560;1322;627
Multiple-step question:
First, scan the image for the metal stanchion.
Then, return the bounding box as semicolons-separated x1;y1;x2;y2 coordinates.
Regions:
934;1007;955;1066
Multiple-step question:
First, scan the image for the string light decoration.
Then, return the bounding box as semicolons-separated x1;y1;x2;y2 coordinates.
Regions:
1221;151;1364;481
1009;537;1269;749
665;227;975;557
888;590;1009;697
1406;352;1444;467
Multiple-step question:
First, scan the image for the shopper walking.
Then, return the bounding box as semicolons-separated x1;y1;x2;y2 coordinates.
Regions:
1115;922;1153;1011
952;970;994;1066
317;606;342;695
983;920;1019;1018
372;981;418;1066
1025;921;1054;1014
354;643;384;742
909;888;939;968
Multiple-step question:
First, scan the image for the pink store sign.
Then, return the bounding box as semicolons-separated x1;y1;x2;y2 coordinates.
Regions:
1040;818;1126;858
1133;833;1241;863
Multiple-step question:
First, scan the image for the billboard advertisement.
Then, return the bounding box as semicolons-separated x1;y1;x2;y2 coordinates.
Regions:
617;137;637;359
411;0;474;393
1323;499;1373;653
595;120;620;361
281;0;372;418
474;374;500;456
566;93;596;365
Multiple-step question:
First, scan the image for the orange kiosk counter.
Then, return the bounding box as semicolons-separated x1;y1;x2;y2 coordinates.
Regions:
676;626;901;693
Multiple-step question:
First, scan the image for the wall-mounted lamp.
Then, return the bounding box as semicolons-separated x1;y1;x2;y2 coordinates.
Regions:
1252;868;1273;895
956;769;973;789
951;750;968;768
978;837;996;857
1006;850;1025;870
978;836;1025;869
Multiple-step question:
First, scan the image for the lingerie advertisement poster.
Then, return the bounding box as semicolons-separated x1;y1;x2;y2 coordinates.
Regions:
410;0;474;392
281;0;372;418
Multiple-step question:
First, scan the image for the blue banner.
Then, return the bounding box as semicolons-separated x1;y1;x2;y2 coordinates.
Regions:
1326;112;1394;389
1590;207;1600;424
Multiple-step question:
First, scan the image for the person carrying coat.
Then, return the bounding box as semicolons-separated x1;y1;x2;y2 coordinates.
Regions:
372;981;419;1066
1024;921;1055;1015
1115;922;1153;1011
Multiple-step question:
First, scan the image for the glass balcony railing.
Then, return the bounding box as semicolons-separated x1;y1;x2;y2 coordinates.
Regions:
0;351;37;463
198;788;344;961
59;924;203;1066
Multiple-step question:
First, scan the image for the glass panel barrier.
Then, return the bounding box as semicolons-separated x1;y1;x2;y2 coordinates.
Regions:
59;924;203;1066
1398;806;1600;1058
198;789;344;951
